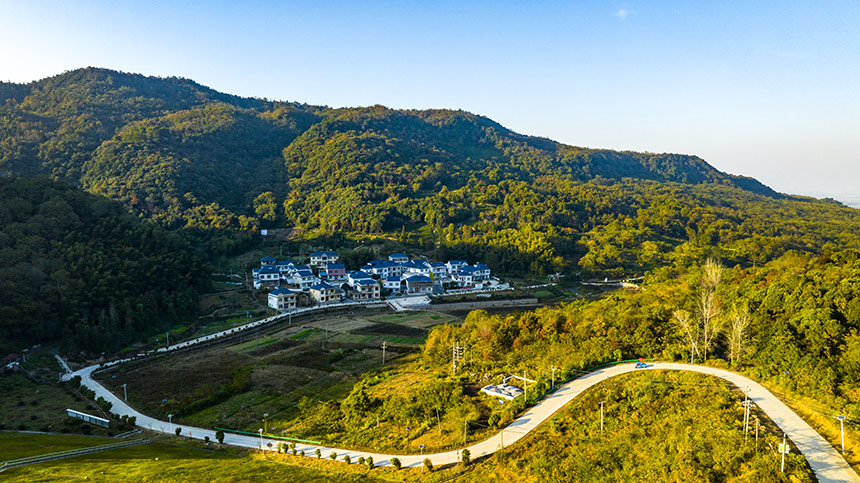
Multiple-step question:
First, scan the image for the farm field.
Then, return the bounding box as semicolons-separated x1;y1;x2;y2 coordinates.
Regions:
95;309;452;443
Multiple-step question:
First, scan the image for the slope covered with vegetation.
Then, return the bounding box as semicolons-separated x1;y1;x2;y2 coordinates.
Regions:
6;67;856;274
0;176;207;354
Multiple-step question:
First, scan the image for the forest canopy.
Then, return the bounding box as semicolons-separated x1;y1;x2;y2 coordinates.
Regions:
0;176;207;354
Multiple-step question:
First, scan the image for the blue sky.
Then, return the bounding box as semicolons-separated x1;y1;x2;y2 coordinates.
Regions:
1;1;858;199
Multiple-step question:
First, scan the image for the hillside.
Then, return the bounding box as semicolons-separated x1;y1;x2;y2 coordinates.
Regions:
2;68;859;274
0;176;207;355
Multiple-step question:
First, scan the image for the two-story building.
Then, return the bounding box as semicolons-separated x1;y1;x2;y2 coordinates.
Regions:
382;276;403;294
388;253;409;264
352;278;381;300
309;251;339;268
253;265;281;289
404;274;434;294
268;287;298;311
321;262;347;282
309;282;343;304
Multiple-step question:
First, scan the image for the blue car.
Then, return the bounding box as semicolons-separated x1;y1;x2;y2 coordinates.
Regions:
635;361;647;369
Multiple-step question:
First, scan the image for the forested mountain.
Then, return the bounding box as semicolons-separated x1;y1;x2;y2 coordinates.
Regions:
2;68;859;275
0;176;207;355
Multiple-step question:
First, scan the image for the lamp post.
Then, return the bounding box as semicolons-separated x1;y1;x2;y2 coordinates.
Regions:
263;413;269;434
837;415;846;454
551;366;556;390
122;383;128;401
258;428;264;452
167;414;174;433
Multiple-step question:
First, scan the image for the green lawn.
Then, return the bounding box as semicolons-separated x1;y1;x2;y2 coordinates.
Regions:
0;432;116;461
2;440;399;482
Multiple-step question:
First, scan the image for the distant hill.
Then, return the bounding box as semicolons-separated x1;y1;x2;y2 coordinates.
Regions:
2;68;858;274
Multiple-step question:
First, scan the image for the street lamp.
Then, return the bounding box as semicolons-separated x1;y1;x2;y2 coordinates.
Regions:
168;414;174;433
551;366;557;390
263;413;269;434
258;428;264;452
122;383;128;401
837;415;846;454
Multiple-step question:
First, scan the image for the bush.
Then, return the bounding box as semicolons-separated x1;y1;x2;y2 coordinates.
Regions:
127;416;136;426
315;448;321;459
366;456;374;469
175;427;182;436
461;448;471;466
330;451;337;460
300;450;305;457
204;436;210;444
390;457;401;470
216;430;225;444
343;455;351;464
357;456;365;465
423;458;433;472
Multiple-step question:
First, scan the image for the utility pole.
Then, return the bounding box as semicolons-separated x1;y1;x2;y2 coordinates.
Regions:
523;370;528;401
755;417;760;452
436;408;442;436
690;338;694;364
122;383;128;401
382;341;388;365
781;434;787;473
599;401;606;432
837;415;846;454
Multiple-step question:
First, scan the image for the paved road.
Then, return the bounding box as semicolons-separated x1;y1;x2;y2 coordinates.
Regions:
63;361;859;480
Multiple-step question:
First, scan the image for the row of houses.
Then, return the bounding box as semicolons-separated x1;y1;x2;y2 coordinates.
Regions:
258;251;494;312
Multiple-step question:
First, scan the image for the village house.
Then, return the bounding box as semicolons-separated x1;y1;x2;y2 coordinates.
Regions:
321;262;347;282
404;274;434;294
388;253;409;264
309;250;339;267
268;287;298;311
309;281;343;304
347;270;374;287
253;265;281;289
382;276;403;294
352;278;381;300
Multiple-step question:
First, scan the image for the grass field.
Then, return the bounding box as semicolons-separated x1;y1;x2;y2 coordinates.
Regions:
2;439;407;482
0;432;116;461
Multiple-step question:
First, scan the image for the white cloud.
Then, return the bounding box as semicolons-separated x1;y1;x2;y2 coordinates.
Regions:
614;9;629;20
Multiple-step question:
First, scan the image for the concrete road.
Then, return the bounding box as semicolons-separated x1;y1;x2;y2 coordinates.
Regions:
64;362;859;481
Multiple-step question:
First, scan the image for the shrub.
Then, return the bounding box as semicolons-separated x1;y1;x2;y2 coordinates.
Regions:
300;450;305;457
423;458;433;472
366;456;374;469
461;448;471;466
175;427;182;436
204;436;210;444
315;448;321;459
330;451;337;460
343;455;351;464
216;430;225;444
357;456;365;465
391;457;401;470
128;416;136;426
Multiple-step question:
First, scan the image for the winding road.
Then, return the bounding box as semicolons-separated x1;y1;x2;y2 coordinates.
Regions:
63;360;858;482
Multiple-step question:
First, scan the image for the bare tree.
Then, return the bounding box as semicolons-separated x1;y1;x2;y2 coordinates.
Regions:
698;258;723;361
728;305;751;365
703;258;723;290
672;309;698;363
